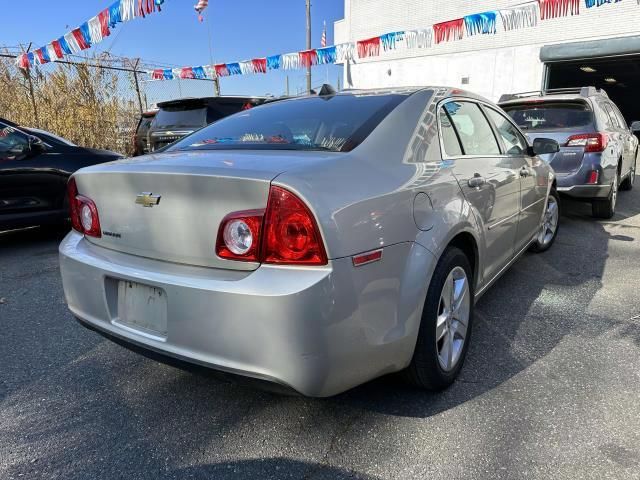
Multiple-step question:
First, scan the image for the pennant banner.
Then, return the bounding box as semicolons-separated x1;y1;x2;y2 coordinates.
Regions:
17;0;165;69
144;0;625;82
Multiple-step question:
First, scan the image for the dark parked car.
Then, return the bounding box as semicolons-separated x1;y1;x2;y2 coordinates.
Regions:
132;110;157;156
0;120;122;231
499;87;638;218
147;96;266;152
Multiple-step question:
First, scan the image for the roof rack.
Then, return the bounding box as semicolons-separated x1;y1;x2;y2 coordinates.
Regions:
498;86;608;103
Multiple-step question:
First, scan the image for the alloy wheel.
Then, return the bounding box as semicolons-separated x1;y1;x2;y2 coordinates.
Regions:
436;266;470;372
537;195;559;247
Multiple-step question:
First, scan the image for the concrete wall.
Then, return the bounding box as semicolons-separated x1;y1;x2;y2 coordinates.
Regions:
335;0;640;101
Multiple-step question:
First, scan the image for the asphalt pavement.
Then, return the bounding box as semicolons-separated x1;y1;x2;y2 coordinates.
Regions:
1;184;640;480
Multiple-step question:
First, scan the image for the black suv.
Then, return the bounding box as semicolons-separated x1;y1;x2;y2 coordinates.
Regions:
132;110;157;156
500;87;638;219
147;96;266;152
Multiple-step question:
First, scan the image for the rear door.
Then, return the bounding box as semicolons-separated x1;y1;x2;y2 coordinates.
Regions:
440;100;521;283
484;106;548;251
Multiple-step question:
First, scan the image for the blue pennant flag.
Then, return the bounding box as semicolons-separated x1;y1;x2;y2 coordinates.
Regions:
58;36;73;55
163;69;173;80
193;66;206;79
267;55;281;70
464;12;497;36
316;46;337;64
227;63;241;75
80;22;93;46
380;31;405;51
109;1;122;27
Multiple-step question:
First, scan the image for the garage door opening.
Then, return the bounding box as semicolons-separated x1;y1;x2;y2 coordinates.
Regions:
545;55;640;125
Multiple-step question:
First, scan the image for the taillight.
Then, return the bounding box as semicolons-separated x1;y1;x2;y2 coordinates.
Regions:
67;177;101;238
262;186;327;265
215;210;264;262
566;133;608;153
587;170;599;184
215;186;327;266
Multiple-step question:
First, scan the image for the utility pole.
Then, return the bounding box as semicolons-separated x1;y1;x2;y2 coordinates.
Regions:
306;0;312;94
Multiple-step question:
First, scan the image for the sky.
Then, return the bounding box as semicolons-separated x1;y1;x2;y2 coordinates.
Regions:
0;0;345;98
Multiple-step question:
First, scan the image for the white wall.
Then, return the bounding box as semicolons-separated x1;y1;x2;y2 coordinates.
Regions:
335;0;640;101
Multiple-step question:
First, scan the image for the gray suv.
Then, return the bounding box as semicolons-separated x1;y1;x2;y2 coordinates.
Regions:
500;87;638;218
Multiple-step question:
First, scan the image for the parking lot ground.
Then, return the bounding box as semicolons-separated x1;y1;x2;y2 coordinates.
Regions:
1;182;640;480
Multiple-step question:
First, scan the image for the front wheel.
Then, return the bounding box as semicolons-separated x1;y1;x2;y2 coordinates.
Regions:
403;247;473;391
529;189;560;253
620;155;636;191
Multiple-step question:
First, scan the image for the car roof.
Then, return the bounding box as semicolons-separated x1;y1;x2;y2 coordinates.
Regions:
498;87;608;106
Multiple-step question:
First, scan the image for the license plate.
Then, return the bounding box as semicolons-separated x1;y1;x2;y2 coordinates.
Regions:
117;281;167;337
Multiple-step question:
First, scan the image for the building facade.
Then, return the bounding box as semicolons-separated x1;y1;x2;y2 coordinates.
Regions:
334;0;640;117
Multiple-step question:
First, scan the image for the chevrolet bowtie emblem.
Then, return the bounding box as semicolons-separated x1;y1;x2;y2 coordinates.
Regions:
135;192;161;207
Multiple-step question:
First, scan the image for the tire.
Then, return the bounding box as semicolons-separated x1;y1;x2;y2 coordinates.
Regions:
592;169;618;219
403;247;474;391
529;188;560;253
619;154;636;191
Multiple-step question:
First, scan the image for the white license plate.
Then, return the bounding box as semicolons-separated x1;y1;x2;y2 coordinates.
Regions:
117;281;167;337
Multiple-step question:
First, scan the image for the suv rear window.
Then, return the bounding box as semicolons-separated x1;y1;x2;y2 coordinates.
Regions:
168;93;409;153
153;106;207;129
502;102;593;131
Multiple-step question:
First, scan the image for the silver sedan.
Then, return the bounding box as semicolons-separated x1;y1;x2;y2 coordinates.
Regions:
59;87;559;397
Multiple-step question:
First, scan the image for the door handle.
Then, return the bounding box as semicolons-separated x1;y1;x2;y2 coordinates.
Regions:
468;174;485;188
520;166;530;177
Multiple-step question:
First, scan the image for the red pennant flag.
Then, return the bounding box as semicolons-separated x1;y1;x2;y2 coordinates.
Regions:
151;69;164;80
433;18;465;44
215;64;229;77
51;40;64;59
357;37;381;58
251;58;267;74
180;67;195;79
538;0;580;20
35;49;48;64
17;53;30;69
299;50;318;68
98;9;111;37
72;28;90;50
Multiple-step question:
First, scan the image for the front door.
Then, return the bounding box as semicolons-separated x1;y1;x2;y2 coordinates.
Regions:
483;106;548;252
440;100;521;283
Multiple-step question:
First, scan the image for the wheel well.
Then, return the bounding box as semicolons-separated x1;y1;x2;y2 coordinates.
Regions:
448;232;478;286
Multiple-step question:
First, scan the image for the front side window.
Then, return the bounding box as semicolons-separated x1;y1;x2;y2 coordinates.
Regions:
485;107;528;155
444;101;500;156
168;93;409;153
0;123;30;160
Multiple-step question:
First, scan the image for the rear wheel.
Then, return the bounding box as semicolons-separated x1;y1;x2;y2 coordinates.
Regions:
529;189;559;253
620;155;636;191
403;247;473;391
592;170;618;219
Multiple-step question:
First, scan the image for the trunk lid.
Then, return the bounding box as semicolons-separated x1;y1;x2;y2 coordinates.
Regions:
73;150;327;270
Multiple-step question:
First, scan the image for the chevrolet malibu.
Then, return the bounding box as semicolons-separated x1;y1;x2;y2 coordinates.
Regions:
59;87;560;397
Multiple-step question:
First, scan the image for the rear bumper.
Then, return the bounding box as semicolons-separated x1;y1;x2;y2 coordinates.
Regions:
59;232;431;397
556;184;612;199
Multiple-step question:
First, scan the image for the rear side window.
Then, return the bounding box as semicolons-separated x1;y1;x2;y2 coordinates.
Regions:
502;102;593;130
603;103;620;128
439;110;463;156
169;93;409;153
443;101;500;156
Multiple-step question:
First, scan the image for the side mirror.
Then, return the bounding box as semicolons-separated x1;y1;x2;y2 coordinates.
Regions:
630;121;640;133
530;137;560;156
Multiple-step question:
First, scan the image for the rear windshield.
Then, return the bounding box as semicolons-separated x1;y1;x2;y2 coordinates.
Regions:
167;93;409;153
153;106;207;129
502;102;593;131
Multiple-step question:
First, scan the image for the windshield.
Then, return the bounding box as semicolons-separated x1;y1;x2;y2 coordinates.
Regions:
167;93;409;153
502;102;593;131
153;107;207;129
25;128;76;146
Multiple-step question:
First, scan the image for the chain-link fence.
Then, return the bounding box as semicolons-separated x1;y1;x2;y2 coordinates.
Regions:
0;52;217;156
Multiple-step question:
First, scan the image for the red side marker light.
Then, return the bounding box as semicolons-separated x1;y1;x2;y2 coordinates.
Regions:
352;249;383;267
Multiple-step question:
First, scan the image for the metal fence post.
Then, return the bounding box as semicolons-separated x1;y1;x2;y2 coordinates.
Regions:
132;59;144;114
